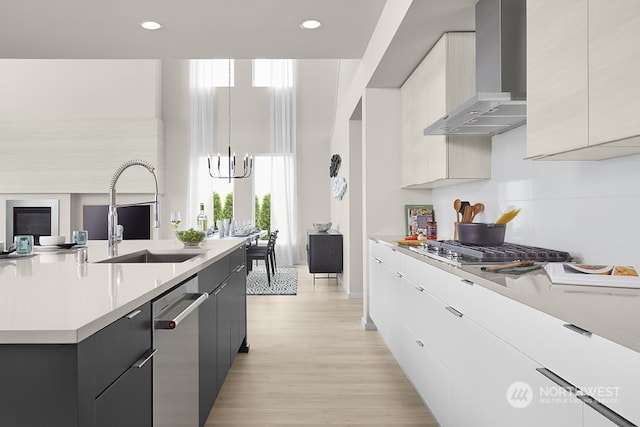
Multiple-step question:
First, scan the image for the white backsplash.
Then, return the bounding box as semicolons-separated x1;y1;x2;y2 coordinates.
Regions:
432;125;640;266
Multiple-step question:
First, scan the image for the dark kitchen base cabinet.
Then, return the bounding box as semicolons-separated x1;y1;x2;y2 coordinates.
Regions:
0;302;153;427
307;230;343;274
0;246;249;427
198;245;248;427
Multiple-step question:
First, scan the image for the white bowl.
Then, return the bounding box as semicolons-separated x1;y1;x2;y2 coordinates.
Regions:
313;222;332;232
40;235;65;246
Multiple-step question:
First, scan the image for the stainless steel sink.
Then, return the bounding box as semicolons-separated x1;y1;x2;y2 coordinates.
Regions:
96;250;202;264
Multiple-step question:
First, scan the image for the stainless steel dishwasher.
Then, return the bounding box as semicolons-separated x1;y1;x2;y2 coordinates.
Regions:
152;276;208;427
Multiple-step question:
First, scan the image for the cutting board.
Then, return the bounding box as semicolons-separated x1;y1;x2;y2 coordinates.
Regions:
395;239;424;246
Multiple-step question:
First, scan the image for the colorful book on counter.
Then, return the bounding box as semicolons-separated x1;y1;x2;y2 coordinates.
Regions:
544;263;640;288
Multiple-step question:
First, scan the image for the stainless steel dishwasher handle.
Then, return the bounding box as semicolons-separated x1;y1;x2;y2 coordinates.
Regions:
155;292;208;330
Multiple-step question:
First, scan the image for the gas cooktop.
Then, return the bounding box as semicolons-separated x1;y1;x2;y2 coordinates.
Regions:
409;240;572;267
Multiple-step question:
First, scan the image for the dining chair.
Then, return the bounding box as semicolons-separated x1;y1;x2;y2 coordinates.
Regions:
246;231;277;285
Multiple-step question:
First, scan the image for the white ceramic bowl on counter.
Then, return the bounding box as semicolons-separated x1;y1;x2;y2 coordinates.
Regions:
39;235;65;246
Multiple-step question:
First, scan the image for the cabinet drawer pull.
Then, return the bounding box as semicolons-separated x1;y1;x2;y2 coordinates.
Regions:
445;306;463;318
133;348;157;369
391;248;397;252
537;368;635;426
577;394;636;427
460;279;474;286
214;282;228;295
395;272;403;278
535;368;577;393
126;309;142;319
234;264;245;273
563;323;592;337
414;285;425;292
374;257;382;263
416;340;424;347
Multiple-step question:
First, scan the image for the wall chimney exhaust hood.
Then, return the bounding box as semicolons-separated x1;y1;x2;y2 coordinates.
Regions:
424;0;526;136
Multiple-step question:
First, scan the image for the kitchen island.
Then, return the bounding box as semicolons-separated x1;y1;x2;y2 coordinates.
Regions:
0;239;248;427
370;237;640;427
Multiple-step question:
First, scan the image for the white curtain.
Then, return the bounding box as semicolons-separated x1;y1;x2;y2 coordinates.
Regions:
188;60;216;227
269;59;298;266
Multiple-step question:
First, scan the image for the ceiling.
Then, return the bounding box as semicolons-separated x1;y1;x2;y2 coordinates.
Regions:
0;0;477;88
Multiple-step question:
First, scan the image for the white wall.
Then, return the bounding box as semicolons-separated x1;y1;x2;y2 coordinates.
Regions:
431;125;640;266
296;60;340;262
330;0;414;300
160;60;190;239
0;59;160;119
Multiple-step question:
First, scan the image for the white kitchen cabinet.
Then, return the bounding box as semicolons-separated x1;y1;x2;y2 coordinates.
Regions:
588;0;640;147
400;32;491;188
498;295;640;425
526;0;640;160
400;273;450;425
448;304;499;427
368;241;402;359
367;241;640;427
526;0;588;159
497;340;582;427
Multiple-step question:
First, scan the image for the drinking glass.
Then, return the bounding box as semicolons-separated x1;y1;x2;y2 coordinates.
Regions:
170;211;182;230
170;211;182;242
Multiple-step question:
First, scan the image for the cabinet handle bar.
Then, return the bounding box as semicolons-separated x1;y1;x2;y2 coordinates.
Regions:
577;395;636;427
445;306;463;317
535;368;577;393
563;323;592;337
126;309;142;319
133;348;157;369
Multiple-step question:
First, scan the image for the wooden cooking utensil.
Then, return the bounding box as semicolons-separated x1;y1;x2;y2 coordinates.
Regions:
453;199;462;240
453;199;462;223
481;260;535;272
470;203;485;222
462;205;474;223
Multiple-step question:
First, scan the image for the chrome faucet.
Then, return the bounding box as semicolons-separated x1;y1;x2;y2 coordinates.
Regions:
108;160;160;256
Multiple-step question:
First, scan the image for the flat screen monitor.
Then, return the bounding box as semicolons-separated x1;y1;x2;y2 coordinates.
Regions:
82;205;151;240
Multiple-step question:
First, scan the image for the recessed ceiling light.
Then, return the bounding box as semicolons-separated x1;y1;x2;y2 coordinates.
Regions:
140;21;163;31
300;19;322;30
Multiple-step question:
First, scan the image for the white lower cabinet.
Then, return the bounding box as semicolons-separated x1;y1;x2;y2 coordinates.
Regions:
368;241;639;427
497;341;582;427
369;241;402;359
400;275;450;425
400;325;450;426
448;308;499;427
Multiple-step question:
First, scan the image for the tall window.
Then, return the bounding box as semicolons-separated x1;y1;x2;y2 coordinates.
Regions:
252;59;293;88
189;59;236;230
212;59;235;87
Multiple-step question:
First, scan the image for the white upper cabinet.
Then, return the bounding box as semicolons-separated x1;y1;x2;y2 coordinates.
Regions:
526;0;589;159
588;0;640;146
527;0;640;160
401;32;491;188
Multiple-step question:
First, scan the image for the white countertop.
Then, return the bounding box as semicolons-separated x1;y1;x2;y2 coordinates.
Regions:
0;239;244;344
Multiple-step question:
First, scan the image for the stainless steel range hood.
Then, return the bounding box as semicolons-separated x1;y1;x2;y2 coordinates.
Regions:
424;0;526;136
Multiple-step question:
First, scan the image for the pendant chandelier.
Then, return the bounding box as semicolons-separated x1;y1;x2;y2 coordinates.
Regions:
207;59;253;183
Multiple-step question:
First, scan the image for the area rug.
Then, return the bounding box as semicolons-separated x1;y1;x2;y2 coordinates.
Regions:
246;266;297;295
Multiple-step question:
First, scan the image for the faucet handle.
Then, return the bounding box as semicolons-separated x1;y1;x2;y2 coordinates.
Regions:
116;224;124;242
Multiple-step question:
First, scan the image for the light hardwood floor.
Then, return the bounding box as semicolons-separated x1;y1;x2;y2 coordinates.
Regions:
206;265;438;426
